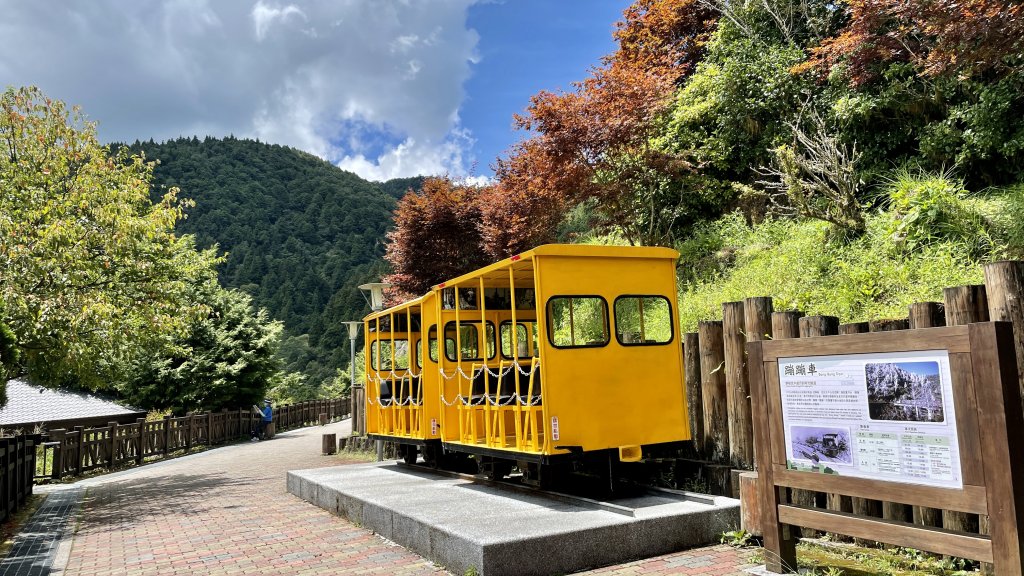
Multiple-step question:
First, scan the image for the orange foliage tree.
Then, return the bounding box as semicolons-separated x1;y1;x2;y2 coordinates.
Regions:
382;177;491;297
480;0;717;254
799;0;1024;85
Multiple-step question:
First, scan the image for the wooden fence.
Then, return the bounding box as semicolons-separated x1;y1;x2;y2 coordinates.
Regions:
0;435;42;524
681;260;1024;553
38;397;349;481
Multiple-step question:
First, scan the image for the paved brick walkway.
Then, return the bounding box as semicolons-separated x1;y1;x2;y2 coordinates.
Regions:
39;419;756;575
0;487;82;576
578;545;756;575
61;420;443;576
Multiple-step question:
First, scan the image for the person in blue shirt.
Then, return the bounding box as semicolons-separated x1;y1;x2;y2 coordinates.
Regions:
252;399;273;441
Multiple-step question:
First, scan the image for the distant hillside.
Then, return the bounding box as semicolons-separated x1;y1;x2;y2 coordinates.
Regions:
127;137;422;387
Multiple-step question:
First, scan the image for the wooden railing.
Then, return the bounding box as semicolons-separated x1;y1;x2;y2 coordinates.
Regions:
0;435;42;523
38;397;349;482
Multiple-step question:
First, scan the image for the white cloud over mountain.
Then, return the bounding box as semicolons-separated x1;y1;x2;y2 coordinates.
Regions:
0;0;481;181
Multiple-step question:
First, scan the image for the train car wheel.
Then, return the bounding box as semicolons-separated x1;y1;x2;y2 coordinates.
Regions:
422;445;440;469
399;445;418;465
486;459;513;481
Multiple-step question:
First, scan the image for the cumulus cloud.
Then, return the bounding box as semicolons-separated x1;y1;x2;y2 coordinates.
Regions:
0;0;482;181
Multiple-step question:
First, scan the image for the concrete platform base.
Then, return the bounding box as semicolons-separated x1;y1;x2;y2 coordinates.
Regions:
288;462;740;576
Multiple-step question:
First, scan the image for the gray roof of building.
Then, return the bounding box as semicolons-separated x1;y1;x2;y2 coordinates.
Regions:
0;378;144;427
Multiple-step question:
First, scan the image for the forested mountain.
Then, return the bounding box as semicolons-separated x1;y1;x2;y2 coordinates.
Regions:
126;137;419;388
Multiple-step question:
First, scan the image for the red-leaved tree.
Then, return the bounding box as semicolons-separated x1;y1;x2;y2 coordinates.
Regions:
480;0;717;252
383;177;491;297
797;0;1024;85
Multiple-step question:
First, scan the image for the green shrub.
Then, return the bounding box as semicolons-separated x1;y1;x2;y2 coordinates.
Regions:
675;198;992;330
882;170;994;256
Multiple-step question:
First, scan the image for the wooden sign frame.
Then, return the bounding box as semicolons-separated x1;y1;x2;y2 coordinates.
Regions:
748;322;1024;573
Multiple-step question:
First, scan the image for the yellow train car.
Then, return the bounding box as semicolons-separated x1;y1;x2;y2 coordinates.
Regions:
364;244;691;483
364;294;444;465
434;244;689;479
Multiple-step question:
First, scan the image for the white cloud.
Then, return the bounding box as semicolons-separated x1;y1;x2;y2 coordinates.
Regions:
0;0;482;181
252;2;306;42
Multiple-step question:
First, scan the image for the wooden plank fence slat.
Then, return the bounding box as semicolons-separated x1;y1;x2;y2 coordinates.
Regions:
723;302;753;470
698;321;728;463
683;332;704;455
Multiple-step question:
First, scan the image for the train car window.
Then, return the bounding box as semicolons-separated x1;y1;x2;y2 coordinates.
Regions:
393;340;410;369
614;296;673;345
416;339;423;368
500;322;538;359
444;322;477;361
546;296;609;348
483;288;537;310
443;321;497;361
372;339;396;370
441;287;478;310
428;325;438;362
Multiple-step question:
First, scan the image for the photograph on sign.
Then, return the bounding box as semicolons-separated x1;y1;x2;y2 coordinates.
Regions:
790;426;852;467
865;361;944;422
778;350;961;489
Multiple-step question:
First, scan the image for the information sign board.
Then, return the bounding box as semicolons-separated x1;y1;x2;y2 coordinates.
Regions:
778;350;962;489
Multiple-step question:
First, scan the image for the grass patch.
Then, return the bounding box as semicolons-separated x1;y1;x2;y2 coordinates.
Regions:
796;539;976;575
735;537;977;575
675;211;986;329
333;450;378;464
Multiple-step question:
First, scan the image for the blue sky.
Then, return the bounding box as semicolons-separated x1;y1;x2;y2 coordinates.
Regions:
462;1;626;177
0;0;628;182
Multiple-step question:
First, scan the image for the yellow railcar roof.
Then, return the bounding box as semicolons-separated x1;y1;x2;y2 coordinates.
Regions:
430;243;680;291
364;294;427;322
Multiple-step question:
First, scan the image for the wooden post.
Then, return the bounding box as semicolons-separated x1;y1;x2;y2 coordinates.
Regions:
74;426;84;476
799;315;840;338
867;319;913;525
771;311;802;340
683;332;704;456
907;302;946;530
162;416;172;455
943;285;988;557
50;429;66;480
838;322;869;335
970;322;1024;574
205;412;212;446
322;433;337;455
984;261;1024;401
984;264;1024;565
698;321;728;462
744;297;774;468
909;302;945;331
745;297;774;342
748;340;797;572
945;285;989;325
319;413;328;426
723;302;753;470
107;422;118;469
185;415;194;451
135;418;146;465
